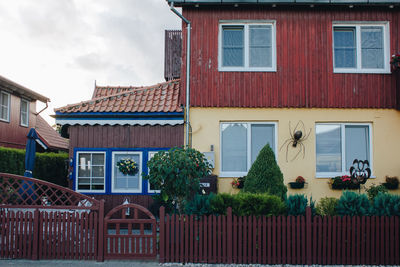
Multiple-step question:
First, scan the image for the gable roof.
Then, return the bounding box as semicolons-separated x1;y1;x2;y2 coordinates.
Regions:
55;79;182;114
0;74;49;103
35;115;69;151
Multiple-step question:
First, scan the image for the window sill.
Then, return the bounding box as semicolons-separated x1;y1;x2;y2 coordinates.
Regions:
333;69;391;74
316;174;376;179
219;67;277;72
219;172;247;178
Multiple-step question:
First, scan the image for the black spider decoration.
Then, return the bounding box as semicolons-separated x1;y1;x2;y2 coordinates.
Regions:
279;120;312;162
349;159;371;185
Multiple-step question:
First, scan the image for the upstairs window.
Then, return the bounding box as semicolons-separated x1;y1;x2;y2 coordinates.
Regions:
219;22;276;72
333;23;389;73
20;99;29;127
0;91;10;122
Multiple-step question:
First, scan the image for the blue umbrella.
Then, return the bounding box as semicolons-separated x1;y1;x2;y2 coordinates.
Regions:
21;128;42;201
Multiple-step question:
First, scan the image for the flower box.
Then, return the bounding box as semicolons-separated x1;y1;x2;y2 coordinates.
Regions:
382;182;399;190
329;175;360;190
289;182;305;189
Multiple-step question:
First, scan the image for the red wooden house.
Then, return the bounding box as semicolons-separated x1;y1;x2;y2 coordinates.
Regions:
168;0;400;199
54;80;184;212
0;74;68;152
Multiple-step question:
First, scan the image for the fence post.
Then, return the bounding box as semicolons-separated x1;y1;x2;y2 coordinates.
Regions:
159;206;165;263
97;199;105;262
227;207;232;263
306;207;312;265
32;209;40;260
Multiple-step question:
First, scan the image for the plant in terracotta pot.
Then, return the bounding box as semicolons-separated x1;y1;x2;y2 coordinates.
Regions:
289;176;306;189
382;176;399;190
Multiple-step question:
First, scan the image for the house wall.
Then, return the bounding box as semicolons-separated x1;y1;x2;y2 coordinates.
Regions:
180;6;400;108
68;124;184;211
0;92;37;149
190;107;400;201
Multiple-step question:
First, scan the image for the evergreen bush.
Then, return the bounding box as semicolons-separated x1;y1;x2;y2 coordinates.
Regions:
185;193;216;216
286;194;315;216
316;197;339;216
243;144;287;199
371;192;400;216
366;184;388;201
0;147;68;186
210;193;237;215
337;191;370;216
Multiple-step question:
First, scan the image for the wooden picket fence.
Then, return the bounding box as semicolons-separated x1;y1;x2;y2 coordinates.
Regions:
159;207;400;265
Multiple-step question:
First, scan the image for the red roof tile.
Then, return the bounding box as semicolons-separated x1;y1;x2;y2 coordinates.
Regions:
55;79;182;114
35;115;69;150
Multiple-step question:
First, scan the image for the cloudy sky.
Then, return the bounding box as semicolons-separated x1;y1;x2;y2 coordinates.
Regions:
0;0;181;125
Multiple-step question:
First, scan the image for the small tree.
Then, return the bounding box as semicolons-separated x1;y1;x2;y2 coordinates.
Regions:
144;147;211;214
243;144;287;199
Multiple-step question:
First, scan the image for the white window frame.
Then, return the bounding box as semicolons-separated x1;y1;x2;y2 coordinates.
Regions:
147;151;161;193
0;91;10;122
20;98;29;127
218;20;277;72
332;22;390;74
76;151;106;193
219;122;278;177
315;123;373;178
111;151;142;193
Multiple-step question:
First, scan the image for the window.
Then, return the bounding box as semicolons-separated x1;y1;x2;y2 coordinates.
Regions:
220;122;276;177
219;21;276;71
316;123;372;177
333;23;389;73
20;99;29;127
0;91;10;122
112;152;142;193
76;152;105;192
147;151;161;193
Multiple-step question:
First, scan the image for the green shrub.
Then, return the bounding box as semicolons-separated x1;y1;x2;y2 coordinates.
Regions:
210;192;285;217
144;147;212;214
371;192;400;216
316;197;339;216
337;191;370;216
286;194;315;216
243;144;287;199
0;147;68;186
185;193;215;216
366;184;388;201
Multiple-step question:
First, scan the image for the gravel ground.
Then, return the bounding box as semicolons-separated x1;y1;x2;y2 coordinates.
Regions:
0;260;397;267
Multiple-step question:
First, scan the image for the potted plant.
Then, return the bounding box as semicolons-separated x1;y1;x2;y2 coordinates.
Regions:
289;176;306;189
231;176;245;189
391;54;400;70
329;175;360;190
382;176;399;190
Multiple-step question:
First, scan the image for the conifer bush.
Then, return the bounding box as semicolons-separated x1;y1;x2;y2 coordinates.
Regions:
316;197;339;216
286;194;315;216
185;193;215;216
336;191;370;216
371;192;400;216
243;144;287;199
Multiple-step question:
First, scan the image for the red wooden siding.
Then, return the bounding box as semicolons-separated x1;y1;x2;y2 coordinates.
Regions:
68;124;184;158
87;195;153;215
0;94;36;149
180;7;400;108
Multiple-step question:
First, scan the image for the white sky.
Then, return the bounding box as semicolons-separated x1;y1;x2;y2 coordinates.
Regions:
0;0;181;125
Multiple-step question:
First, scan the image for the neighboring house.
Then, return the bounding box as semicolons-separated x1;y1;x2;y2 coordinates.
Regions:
168;0;400;200
0;74;68;152
54;80;184;211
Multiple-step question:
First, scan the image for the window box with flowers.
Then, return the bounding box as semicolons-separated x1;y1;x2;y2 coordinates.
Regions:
329;175;360;190
288;176;306;189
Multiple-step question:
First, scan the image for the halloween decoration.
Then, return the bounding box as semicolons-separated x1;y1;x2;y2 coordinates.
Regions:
280;120;311;162
349;159;371;192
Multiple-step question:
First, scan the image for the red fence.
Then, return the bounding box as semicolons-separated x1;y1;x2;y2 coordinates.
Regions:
159;207;400;265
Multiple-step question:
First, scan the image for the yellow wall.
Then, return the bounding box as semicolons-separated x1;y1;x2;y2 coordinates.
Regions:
190;107;400;200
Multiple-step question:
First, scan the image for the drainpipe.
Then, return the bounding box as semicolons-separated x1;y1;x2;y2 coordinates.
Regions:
170;2;191;147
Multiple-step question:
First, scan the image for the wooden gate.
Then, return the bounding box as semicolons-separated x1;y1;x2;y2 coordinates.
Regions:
103;203;157;259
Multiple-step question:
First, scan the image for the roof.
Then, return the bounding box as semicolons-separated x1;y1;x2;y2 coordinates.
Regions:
168;0;400;5
55;79;183;114
0;75;49;103
35;115;69;151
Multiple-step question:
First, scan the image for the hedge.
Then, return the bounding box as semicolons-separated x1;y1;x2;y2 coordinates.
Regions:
0;146;68;187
